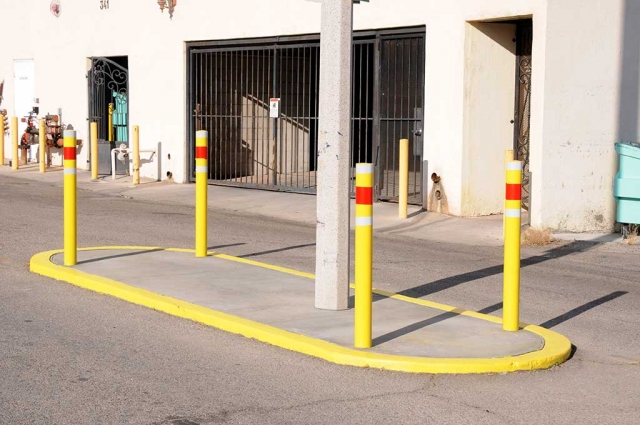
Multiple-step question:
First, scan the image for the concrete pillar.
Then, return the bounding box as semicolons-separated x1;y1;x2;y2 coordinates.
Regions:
315;0;353;310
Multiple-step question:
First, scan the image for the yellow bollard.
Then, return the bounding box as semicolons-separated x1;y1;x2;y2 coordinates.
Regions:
91;122;98;180
39;119;46;173
503;160;523;331
354;163;374;348
108;103;114;142
503;150;514;237
0;117;4;166
63;129;77;266
195;130;208;257
11;117;18;170
399;139;409;219
132;125;140;185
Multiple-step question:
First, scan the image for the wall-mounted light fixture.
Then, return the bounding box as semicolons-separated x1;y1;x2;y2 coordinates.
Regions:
157;0;177;19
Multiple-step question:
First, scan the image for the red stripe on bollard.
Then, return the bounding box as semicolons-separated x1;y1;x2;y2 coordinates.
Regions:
63;147;76;160
195;146;208;159
355;186;373;205
505;184;522;201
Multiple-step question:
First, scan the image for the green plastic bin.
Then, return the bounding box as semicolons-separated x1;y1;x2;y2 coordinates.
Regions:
613;141;640;225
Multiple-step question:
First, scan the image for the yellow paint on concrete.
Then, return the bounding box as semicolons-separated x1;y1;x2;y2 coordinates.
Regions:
30;247;572;374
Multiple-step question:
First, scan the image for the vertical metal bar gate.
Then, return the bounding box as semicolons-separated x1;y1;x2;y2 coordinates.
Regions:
514;20;533;211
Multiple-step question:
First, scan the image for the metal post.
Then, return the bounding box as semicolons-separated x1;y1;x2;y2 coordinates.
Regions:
132;125;140;185
91;122;98;180
504;149;514;237
63;130;77;266
195;130;208;258
315;0;353;310
11;117;18;170
108;103;114;142
399;138;409;218
354;163;374;348
39;119;46;173
503;160;523;331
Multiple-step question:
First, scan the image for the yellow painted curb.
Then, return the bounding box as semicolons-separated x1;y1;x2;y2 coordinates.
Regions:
30;247;572;374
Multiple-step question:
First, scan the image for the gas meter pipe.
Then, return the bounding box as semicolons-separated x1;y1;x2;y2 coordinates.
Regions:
39;119;46;173
503;160;523;332
195;130;208;258
11;117;18;170
64;130;77;266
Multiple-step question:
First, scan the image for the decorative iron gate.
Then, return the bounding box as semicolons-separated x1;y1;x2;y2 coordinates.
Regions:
88;56;129;175
513;21;532;210
187;29;425;203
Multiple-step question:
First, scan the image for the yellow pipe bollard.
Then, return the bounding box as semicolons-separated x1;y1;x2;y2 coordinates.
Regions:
63;129;77;266
11;117;18;170
108;103;114;142
503;160;523;331
39;119;46;173
354;163;374;348
399;139;409;219
0;116;4;166
132;125;140;185
503;150;514;237
91;122;98;180
195;130;208;257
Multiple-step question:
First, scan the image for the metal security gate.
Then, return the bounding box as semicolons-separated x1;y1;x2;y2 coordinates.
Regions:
187;28;425;203
88;56;129;175
513;20;532;210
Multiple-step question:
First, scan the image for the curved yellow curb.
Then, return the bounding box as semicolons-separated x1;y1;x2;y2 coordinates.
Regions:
30;247;572;374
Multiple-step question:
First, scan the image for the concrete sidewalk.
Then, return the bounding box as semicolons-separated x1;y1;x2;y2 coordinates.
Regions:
31;246;572;374
0;164;623;247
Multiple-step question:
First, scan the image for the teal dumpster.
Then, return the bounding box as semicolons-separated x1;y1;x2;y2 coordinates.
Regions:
613;141;640;225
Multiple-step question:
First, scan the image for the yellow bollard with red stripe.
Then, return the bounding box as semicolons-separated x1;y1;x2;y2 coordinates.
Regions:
503;160;523;331
39;119;46;173
195;130;208;257
63;130;77;266
11;117;18;170
354;163;374;348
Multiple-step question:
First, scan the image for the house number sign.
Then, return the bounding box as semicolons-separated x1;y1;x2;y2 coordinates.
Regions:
100;0;109;9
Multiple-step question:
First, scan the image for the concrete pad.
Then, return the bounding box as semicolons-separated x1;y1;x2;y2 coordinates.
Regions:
49;249;545;359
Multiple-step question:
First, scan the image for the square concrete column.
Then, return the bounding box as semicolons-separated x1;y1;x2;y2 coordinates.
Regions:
315;0;353;310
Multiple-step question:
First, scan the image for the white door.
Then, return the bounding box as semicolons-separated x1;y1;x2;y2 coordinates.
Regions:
13;60;36;161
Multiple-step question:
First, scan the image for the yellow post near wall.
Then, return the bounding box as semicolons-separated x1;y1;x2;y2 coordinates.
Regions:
108;103;114;142
399;139;409;219
11;117;18;170
354;163;374;348
63;130;77;266
132;125;140;185
39;119;46;173
195;130;209;257
0;117;4;166
503;160;523;331
91;122;98;180
503;150;514;237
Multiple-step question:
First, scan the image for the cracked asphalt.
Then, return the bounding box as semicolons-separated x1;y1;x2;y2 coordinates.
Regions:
1;174;639;424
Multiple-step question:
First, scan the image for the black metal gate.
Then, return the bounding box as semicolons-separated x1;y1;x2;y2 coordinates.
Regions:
187;28;425;203
88;56;129;175
513;21;532;210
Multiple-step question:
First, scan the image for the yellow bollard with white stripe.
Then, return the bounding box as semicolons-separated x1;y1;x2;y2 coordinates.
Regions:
91;122;98;180
63;130;77;266
195;130;208;257
39;119;46;173
11;117;18;170
399;139;409;219
503;160;523;331
354;163;374;348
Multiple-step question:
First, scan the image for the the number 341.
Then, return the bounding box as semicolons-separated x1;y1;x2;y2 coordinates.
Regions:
100;0;109;9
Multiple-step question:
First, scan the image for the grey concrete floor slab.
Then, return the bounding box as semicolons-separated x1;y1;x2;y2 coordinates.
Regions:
53;249;543;359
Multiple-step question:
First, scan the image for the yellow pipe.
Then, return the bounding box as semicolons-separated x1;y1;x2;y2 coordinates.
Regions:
108;103;114;142
399;139;409;219
64;129;77;266
504;150;514;237
503;160;523;331
354;163;374;348
91;122;98;180
39;119;46;173
11;116;18;170
195;130;209;257
0;115;4;166
132;125;140;185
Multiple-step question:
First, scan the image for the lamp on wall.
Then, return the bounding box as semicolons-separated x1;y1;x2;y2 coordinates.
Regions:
157;0;177;19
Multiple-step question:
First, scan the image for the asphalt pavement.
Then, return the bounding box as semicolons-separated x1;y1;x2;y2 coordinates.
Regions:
0;173;639;424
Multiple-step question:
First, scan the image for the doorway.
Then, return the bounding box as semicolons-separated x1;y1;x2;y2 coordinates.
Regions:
513;20;532;211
